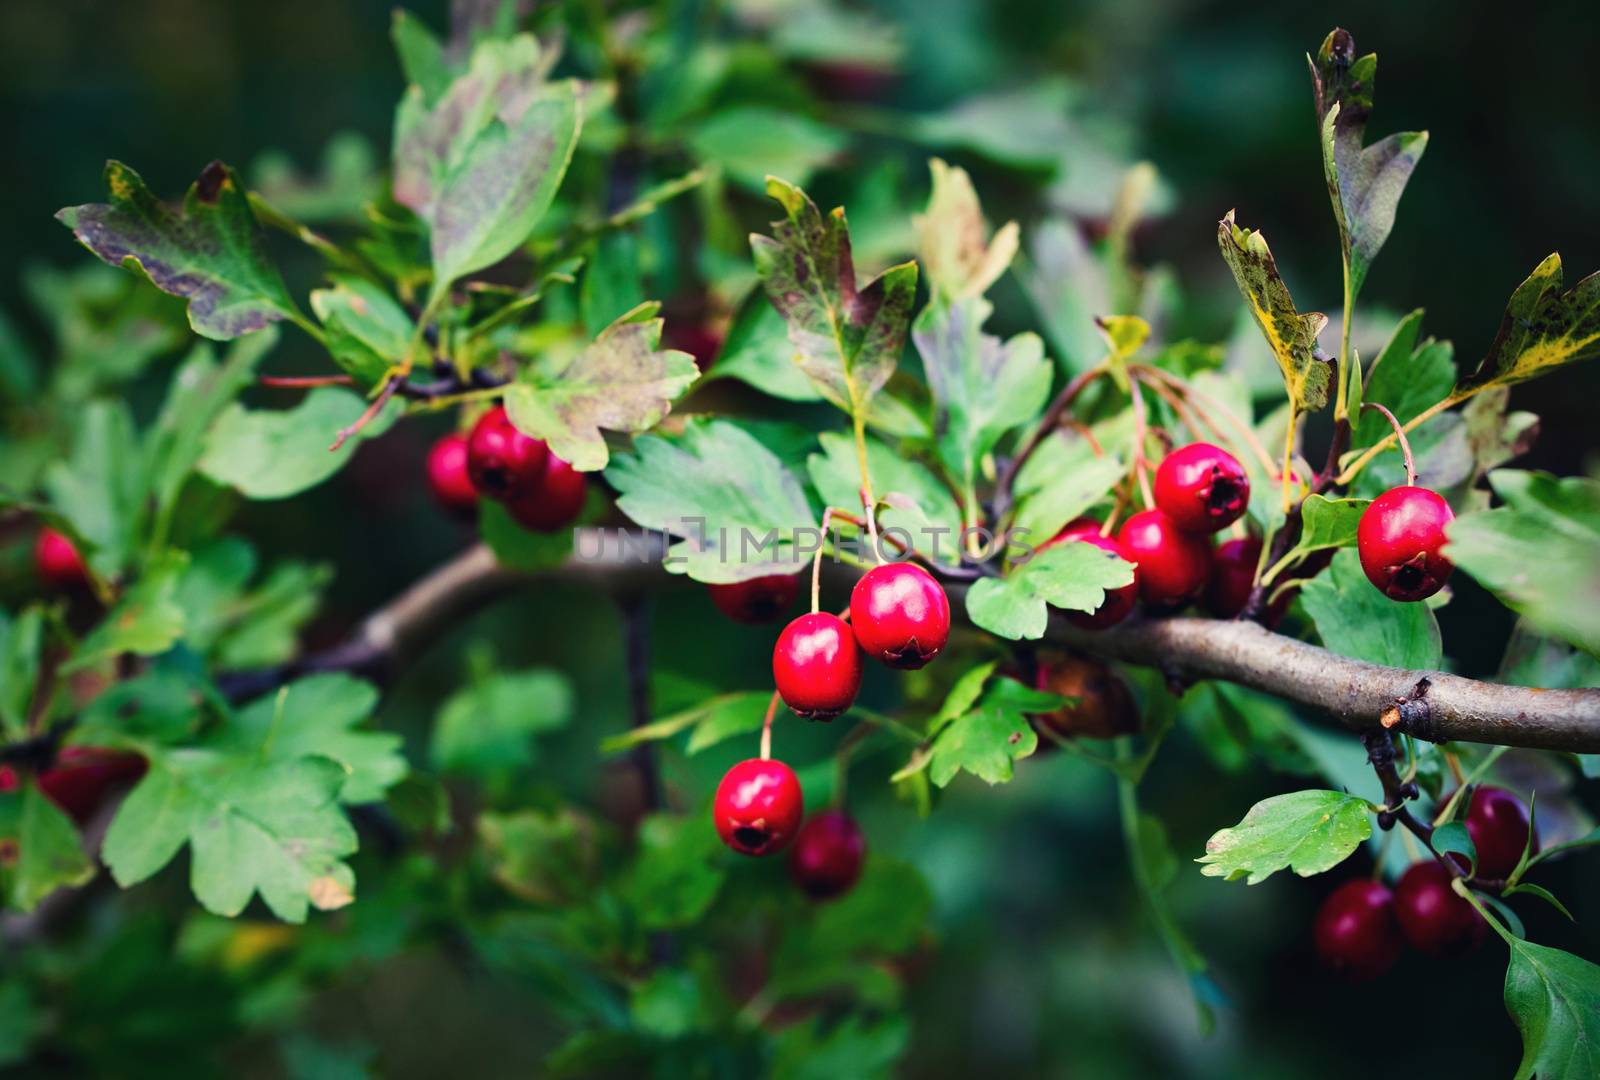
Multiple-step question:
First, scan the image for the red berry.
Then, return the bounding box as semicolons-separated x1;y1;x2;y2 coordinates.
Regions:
773;613;862;720
0;766;16;792
1205;537;1261;618
1457;786;1536;880
1057;532;1139;630
713;758;803;856
849;563;950;669
1314;879;1402;981
1154;442;1250;533
1031;655;1139;741
506;452;586;533
709;575;800;624
465;405;548;501
426;432;478;517
663;321;724;371
37;747;147;824
1356;486;1454;602
788;810;866;899
1045;517;1102;545
34;527;88;589
1117;509;1212;609
1393;861;1486;956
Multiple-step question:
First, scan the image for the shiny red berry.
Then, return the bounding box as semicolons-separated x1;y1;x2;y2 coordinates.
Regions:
1356;486;1454;602
1393;861;1486;956
506;452;586;533
465;405;548;501
37;747;148;824
426;432;479;517
709;575;800;624
1049;531;1138;630
1117;509;1212;609
788;810;866;899
713;758;804;856
773;613;862;720
1457;786;1536;880
1205;537;1261;618
1154;442;1250;533
34;528;88;589
1314;879;1402;981
849;563;950;669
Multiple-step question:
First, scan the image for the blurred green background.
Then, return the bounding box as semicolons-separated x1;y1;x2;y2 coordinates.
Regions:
2;0;1597;1076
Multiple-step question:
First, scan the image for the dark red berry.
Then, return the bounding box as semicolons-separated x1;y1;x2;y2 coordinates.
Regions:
773;613;862;720
1117;509;1212;609
1456;786;1536;880
1205;537;1261;619
37;747;147;824
1154;442;1250;533
1393;861;1486;956
426;432;478;517
34;528;88;590
1314;879;1402;981
788;810;866;899
1045;517;1102;545
709;575;800;624
1356;486;1454;602
713;758;803;856
506;452;586;533
663;321;724;371
1031;655;1139;741
849;563;950;669
465;405;548;501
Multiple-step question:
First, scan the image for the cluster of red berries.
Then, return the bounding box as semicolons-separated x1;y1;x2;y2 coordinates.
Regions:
1315;787;1532;979
712;759;866;898
425;405;586;532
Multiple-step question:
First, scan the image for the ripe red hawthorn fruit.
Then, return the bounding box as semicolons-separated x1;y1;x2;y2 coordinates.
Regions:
1314;879;1403;981
426;432;479;518
713;758;804;856
507;452;586;533
1356;486;1455;602
788;810;866;899
1447;786;1536;880
1153;442;1250;533
37;748;148;824
34;527;88;589
849;562;951;669
1205;536;1261;619
1030;655;1139;742
1116;509;1212;609
465;405;548;501
773;613;862;720
1393;861;1486;956
708;575;800;624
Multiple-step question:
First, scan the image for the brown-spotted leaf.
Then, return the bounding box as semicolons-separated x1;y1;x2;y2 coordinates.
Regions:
56;161;301;341
750;176;918;415
1458;253;1600;394
913;158;1018;305
503;303;697;472
1216;210;1331;411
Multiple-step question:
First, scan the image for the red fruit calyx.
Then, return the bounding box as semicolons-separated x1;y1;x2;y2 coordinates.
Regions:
849;562;951;669
1393;861;1486;956
1356;486;1454;602
713;758;804;856
1153;442;1250;533
709;575;800;624
789;810;866;899
1116;509;1212;609
426;432;479;517
1314;879;1402;981
34;528;88;589
506;451;587;533
773;613;863;720
465;405;548;501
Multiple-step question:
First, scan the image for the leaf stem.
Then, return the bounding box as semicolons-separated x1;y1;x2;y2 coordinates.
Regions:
1128;377;1155;508
1279;404;1298;515
812;508;836;614
1336;392;1465;486
851;410;882;563
1358;402;1415;486
993;362;1108;521
1136;365;1278;476
1334;255;1354;422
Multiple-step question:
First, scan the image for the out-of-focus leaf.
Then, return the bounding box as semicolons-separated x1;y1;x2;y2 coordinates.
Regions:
0;609;44;738
479;808;595;905
771;1015;909;1080
66;553;188;672
1018;218;1111;374
431;667;573;777
478;501;575;570
1197;789;1373;884
1301;548;1442;668
43;399;144;579
1458;254;1600;394
1216;210;1331;412
622;813;725;931
964;540;1135;640
250;132;381;225
908;82;1076;170
199;387;400;500
689;107;846;191
709;292;823;401
808;431;964;565
0;782;95;912
913;158;1018;305
309;277;414;387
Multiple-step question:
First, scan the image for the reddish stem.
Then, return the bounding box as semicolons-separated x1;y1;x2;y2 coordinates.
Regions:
1360;402;1415;486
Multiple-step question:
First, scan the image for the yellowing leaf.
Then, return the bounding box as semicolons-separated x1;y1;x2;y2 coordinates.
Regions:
913;158;1019;304
1095;313;1149;390
1216;210;1331;411
1457;253;1600;394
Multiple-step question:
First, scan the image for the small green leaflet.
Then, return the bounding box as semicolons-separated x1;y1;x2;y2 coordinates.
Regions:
1301;549;1442;669
1351;310;1455;450
0;783;95;913
1504;938;1600;1079
431;667;573;777
709;294;823;402
1275;494;1369;570
64;552;188;673
43;399;144;580
1447;470;1600;655
622;813;726;931
503;303;698;473
0;609;43;738
478;808;595;905
599;691;772;754
807;431;964;566
927;707;1037;788
310;277;415;387
750;177;918;418
56;161;303;340
199;386;400;500
964;541;1136;640
1197;789;1373;884
687;107;846;192
1308;29;1428;299
913;158;1019;305
478;501;573;571
1457;253;1600;394
1216;210;1331;412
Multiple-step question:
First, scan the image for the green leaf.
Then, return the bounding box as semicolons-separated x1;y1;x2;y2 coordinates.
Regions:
478;501;574;571
1274;494;1369;573
0;609;44;738
390;10;451;104
43;399;145;579
1351;310;1455;449
708;293;823;402
199;386;400;500
1012;454;1126;557
56;161;302;340
1503;938;1600;1079
688;107;847;191
622;813;725;931
964;541;1136;641
908;81;1076;170
1308;29;1428;299
1018;219;1112;375
66;553;188;672
0;783;96;912
431;668;573;778
1458;254;1600;394
1197;789;1373;885
606;419;817;584
478;808;595;905
1446;471;1600;655
927;706;1037;787
309;277;415;387
772;1016;909;1080
807;431;964;565
102;750;357;922
750;177;918;416
1431;821;1476;876
913;158;1019;305
1301;548;1442;668
1216;210;1332;412
0;981;38;1067
250;131;381;225
503;303;698;472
